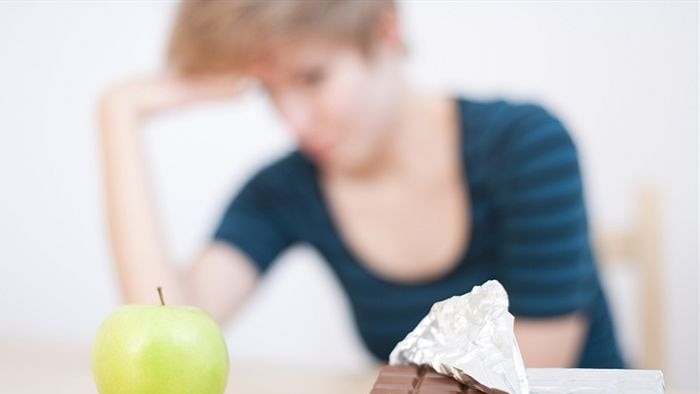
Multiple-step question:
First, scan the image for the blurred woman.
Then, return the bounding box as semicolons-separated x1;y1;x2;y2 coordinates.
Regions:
99;0;624;368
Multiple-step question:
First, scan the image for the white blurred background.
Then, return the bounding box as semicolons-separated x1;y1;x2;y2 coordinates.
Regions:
0;1;697;391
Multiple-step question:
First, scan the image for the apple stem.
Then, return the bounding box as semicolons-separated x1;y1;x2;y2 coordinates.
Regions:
157;286;166;306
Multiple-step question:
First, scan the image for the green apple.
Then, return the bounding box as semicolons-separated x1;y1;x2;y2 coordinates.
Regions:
92;288;229;394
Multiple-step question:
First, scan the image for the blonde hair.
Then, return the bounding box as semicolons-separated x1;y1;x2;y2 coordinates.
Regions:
166;0;395;76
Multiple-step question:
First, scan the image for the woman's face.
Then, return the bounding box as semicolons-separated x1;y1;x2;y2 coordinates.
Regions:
249;38;402;172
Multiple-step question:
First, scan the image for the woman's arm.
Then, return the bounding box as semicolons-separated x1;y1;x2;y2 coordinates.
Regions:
491;102;599;368
514;313;587;368
98;72;257;324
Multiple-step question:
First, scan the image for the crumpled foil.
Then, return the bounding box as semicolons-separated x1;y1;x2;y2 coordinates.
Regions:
388;280;529;394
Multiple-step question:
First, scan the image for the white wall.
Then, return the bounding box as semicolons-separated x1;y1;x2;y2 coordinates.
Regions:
0;1;697;390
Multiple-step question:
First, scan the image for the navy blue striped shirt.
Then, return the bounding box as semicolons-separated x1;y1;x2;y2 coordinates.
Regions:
213;96;625;368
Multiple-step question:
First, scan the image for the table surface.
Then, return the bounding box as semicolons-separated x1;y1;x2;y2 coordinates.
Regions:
0;338;692;394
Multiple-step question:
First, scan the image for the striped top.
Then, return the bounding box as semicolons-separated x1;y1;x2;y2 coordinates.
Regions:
213;96;625;368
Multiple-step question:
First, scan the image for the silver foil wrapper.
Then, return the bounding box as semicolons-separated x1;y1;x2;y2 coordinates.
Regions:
388;280;529;394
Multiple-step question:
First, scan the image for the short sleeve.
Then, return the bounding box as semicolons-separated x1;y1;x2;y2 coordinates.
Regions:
493;104;598;317
212;165;296;273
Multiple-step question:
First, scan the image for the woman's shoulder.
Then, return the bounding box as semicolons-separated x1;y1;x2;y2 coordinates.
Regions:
238;149;316;200
457;95;560;121
458;96;569;139
255;149;314;181
457;95;577;162
455;95;582;199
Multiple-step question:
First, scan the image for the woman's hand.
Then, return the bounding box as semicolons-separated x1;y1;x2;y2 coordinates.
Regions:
99;69;254;123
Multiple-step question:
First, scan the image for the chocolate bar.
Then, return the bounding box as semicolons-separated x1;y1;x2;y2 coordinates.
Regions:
370;365;507;394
